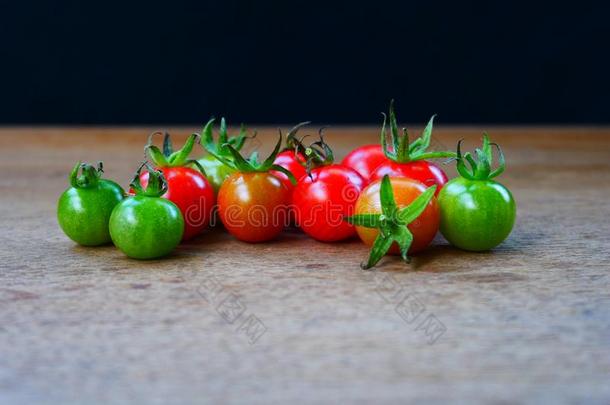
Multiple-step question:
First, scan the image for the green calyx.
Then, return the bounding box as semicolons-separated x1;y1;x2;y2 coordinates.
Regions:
345;175;437;270
145;131;205;174
298;128;334;176
208;132;297;186
200;117;250;158
381;100;456;163
129;162;168;197
278;123;333;174
284;121;311;152
456;133;505;181
69;161;104;188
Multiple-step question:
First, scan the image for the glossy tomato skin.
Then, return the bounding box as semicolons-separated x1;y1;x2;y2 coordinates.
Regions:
140;167;215;241
57;180;124;246
341;144;387;181
218;172;291;242
370;160;448;196
110;195;184;259
438;177;516;251
355;177;440;254
272;151;307;190
293;164;365;242
197;155;236;193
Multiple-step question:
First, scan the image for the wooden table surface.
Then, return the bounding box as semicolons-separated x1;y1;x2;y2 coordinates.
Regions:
1;126;609;404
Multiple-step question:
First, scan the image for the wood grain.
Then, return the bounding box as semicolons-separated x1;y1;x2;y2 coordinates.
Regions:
1;126;609;404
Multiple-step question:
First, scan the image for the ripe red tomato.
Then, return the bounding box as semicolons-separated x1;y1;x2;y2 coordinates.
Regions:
370;160;448;195
271;122;311;191
218;172;291;242
362;101;455;195
293;164;365;242
140;166;215;241
142;132;216;241
355;177;439;254
341;144;387;181
272;150;307;190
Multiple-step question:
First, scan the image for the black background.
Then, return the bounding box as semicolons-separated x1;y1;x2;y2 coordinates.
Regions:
2;1;609;124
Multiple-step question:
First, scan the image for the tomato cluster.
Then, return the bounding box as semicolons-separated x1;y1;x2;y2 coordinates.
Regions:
57;102;515;267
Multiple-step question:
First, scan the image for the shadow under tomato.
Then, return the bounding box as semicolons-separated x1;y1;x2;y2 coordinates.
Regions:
408;243;487;271
407;229;536;272
180;227;231;247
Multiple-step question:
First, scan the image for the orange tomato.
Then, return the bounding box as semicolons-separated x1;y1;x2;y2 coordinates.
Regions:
217;172;291;242
354;177;440;254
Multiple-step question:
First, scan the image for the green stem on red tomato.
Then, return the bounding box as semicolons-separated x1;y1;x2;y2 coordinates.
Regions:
144;131;206;175
129;162;168;197
284;121;311;152
296;128;335;177
380;100;456;164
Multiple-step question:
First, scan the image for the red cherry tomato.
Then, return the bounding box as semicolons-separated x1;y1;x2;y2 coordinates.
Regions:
341;144;387;181
140;167;215;241
370;160;448;195
218;172;291;242
272;150;307;224
272;150;307;191
355;177;440;254
293;164;365;242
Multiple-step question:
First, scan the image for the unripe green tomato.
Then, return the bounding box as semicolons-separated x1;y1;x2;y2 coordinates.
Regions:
109;195;184;259
197;155;236;193
438;177;516;251
57;179;124;246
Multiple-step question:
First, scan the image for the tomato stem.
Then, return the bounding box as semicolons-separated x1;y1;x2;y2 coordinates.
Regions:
69;161;103;188
144;130;208;176
297;128;335;177
200;117;250;159
129;162;168;197
455;133;506;181
206;132;298;186
284;121;311;152
380;100;456;164
344;175;436;269
144;131;200;167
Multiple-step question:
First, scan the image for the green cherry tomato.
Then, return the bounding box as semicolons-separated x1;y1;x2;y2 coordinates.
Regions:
438;177;515;251
197;154;236;193
109;164;184;259
57;162;124;246
438;134;516;251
